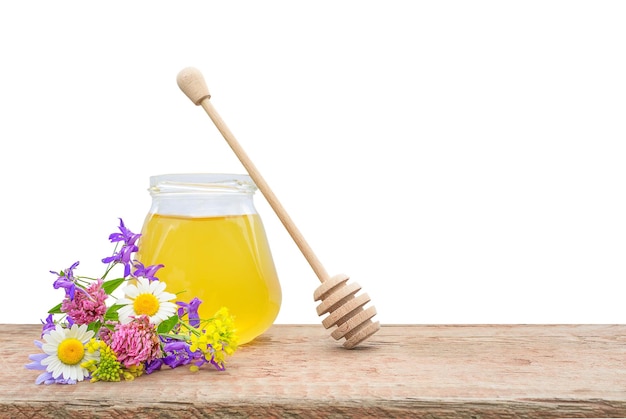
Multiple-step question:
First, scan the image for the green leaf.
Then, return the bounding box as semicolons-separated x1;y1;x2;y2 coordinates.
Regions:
157;315;180;334
104;304;123;322
87;321;101;334
102;278;126;295
48;303;63;314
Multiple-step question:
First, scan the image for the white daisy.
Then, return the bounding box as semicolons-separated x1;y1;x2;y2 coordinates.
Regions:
41;324;98;382
117;277;177;325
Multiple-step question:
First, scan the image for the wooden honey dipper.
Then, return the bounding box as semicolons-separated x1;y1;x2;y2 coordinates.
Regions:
176;67;380;349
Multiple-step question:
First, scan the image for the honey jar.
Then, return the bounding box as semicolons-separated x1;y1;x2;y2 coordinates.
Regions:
136;173;282;344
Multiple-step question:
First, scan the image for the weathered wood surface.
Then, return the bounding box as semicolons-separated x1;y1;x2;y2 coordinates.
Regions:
3;324;626;418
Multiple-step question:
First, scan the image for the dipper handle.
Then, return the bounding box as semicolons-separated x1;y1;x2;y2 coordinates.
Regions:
177;67;330;283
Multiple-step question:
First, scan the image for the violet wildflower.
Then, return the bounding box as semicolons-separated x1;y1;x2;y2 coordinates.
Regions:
107;315;162;368
61;279;107;325
133;261;165;282
177;297;202;328
51;261;80;300
144;358;163;374
40;314;56;337
160;339;199;369
107;218;141;247
102;218;141;277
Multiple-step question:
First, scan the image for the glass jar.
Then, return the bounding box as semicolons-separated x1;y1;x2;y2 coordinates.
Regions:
136;173;282;345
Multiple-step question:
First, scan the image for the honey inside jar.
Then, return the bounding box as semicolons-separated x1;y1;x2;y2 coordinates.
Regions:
136;174;282;345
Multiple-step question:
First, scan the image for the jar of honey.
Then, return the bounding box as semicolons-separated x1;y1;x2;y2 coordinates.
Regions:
136;173;282;345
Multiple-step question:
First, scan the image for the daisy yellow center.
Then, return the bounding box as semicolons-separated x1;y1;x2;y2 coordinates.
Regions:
57;338;85;365
133;293;160;316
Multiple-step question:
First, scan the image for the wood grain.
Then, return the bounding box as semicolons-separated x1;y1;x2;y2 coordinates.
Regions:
4;324;626;418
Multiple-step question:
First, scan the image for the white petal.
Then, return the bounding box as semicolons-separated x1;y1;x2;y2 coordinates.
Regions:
41;343;58;355
123;283;140;298
67;324;84;339
160;302;177;313
46;358;63;377
117;306;135;324
84;352;99;363
45;329;65;345
152;280;166;294
159;292;176;302
42;334;54;344
80;329;95;343
40;353;55;365
136;277;151;291
117;305;134;315
63;364;75;380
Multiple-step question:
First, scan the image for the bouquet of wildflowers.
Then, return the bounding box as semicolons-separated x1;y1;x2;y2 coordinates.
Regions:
26;219;239;384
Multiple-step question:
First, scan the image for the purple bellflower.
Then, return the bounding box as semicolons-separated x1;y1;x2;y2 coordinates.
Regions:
51;261;80;301
177;297;202;328
133;261;165;282
102;218;141;277
40;314;56;338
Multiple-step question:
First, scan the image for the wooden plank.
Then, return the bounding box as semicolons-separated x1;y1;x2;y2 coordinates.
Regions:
3;324;626;418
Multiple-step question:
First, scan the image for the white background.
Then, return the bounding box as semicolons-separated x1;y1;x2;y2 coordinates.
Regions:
1;1;624;325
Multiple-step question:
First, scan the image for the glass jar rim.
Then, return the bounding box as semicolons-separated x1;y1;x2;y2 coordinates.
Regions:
149;173;257;195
